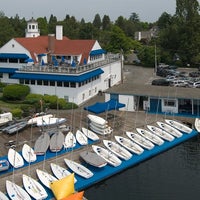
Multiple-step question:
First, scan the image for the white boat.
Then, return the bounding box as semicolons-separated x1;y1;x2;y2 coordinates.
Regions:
136;128;164;146
80;150;107;168
0;191;9;200
36;117;66;127
87;114;107;126
22;143;37;163
22;174;48;200
92;145;122;167
50;163;77;183
34;132;50;155
114;135;144;155
6;180;32;200
0;159;10;172
49;131;64;152
81;127;99;141
36;169;57;189
165;119;193;134
27;113;53;125
75;130;88;145
195;118;200;132
103;140;132;160
147;125;175;142
157;121;183;138
64;158;93;179
63;131;76;149
8;148;24;168
126;131;154;150
89;123;113;135
0;112;12;127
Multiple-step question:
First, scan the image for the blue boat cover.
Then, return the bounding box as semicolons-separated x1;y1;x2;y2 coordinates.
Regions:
84;99;125;114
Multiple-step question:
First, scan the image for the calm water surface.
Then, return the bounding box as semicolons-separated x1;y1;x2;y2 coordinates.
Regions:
85;135;200;200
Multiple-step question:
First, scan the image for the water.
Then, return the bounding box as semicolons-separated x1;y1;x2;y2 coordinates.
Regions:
85;135;200;200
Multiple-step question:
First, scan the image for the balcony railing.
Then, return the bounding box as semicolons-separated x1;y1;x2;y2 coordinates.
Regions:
20;54;121;74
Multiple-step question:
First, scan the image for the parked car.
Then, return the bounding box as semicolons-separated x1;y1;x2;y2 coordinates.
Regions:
170;80;188;87
152;79;170;86
193;81;200;88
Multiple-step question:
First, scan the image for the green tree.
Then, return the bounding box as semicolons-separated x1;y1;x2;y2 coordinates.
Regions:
102;15;111;30
37;17;48;35
93;14;101;29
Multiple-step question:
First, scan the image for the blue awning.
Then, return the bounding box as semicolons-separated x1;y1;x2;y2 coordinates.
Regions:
0;53;29;59
11;68;104;82
84;99;125;114
90;49;106;56
0;68;18;73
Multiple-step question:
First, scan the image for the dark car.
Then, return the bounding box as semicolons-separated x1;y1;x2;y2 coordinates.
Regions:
152;79;170;86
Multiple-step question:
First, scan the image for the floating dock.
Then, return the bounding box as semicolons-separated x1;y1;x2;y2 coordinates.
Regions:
0;129;198;199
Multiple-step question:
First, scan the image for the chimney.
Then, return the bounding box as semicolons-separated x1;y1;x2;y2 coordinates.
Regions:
56;25;63;40
48;34;55;53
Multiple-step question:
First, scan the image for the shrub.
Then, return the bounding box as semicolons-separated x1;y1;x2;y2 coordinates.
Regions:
11;108;23;119
3;84;30;101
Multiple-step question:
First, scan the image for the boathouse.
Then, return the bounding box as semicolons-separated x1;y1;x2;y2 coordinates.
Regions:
0;19;123;105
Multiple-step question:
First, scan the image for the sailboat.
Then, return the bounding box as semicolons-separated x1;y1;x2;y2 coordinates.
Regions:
157;121;183;138
34;132;50;155
63;131;76;149
81;127;99;141
49;131;65;152
114;135;144;155
22;143;37;163
50;163;77;183
64;158;94;179
103;140;132;160
92;145;122;167
22;174;48;200
136;128;164;146
165;119;192;134
0;191;9;200
75;129;88;146
195;118;200;132
80;150;107;168
27;113;53;126
6;180;32;200
7;148;24;168
126;131;154;150
147;125;175;142
36;169;58;189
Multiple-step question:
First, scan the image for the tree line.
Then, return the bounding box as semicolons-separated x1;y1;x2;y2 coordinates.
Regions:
0;0;200;67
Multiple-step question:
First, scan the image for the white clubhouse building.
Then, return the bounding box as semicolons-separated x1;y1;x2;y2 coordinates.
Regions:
0;18;123;105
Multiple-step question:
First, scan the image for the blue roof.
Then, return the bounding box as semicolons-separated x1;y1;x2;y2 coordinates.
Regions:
11;68;104;82
0;53;29;59
0;68;18;73
84;99;125;114
90;49;106;56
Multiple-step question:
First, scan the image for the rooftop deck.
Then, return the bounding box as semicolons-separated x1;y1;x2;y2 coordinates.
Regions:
20;54;121;75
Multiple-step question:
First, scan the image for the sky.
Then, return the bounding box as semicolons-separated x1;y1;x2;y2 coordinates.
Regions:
1;0;177;22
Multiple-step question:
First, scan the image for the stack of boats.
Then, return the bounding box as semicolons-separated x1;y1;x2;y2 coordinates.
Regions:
87;114;113;135
0;112;12;127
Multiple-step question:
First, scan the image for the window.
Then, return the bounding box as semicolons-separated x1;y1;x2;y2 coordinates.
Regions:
37;80;42;85
57;81;62;87
64;82;69;87
50;81;55;86
43;80;48;86
82;93;85;100
25;80;29;84
30;80;35;85
164;99;176;107
0;73;3;78
70;82;76;88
